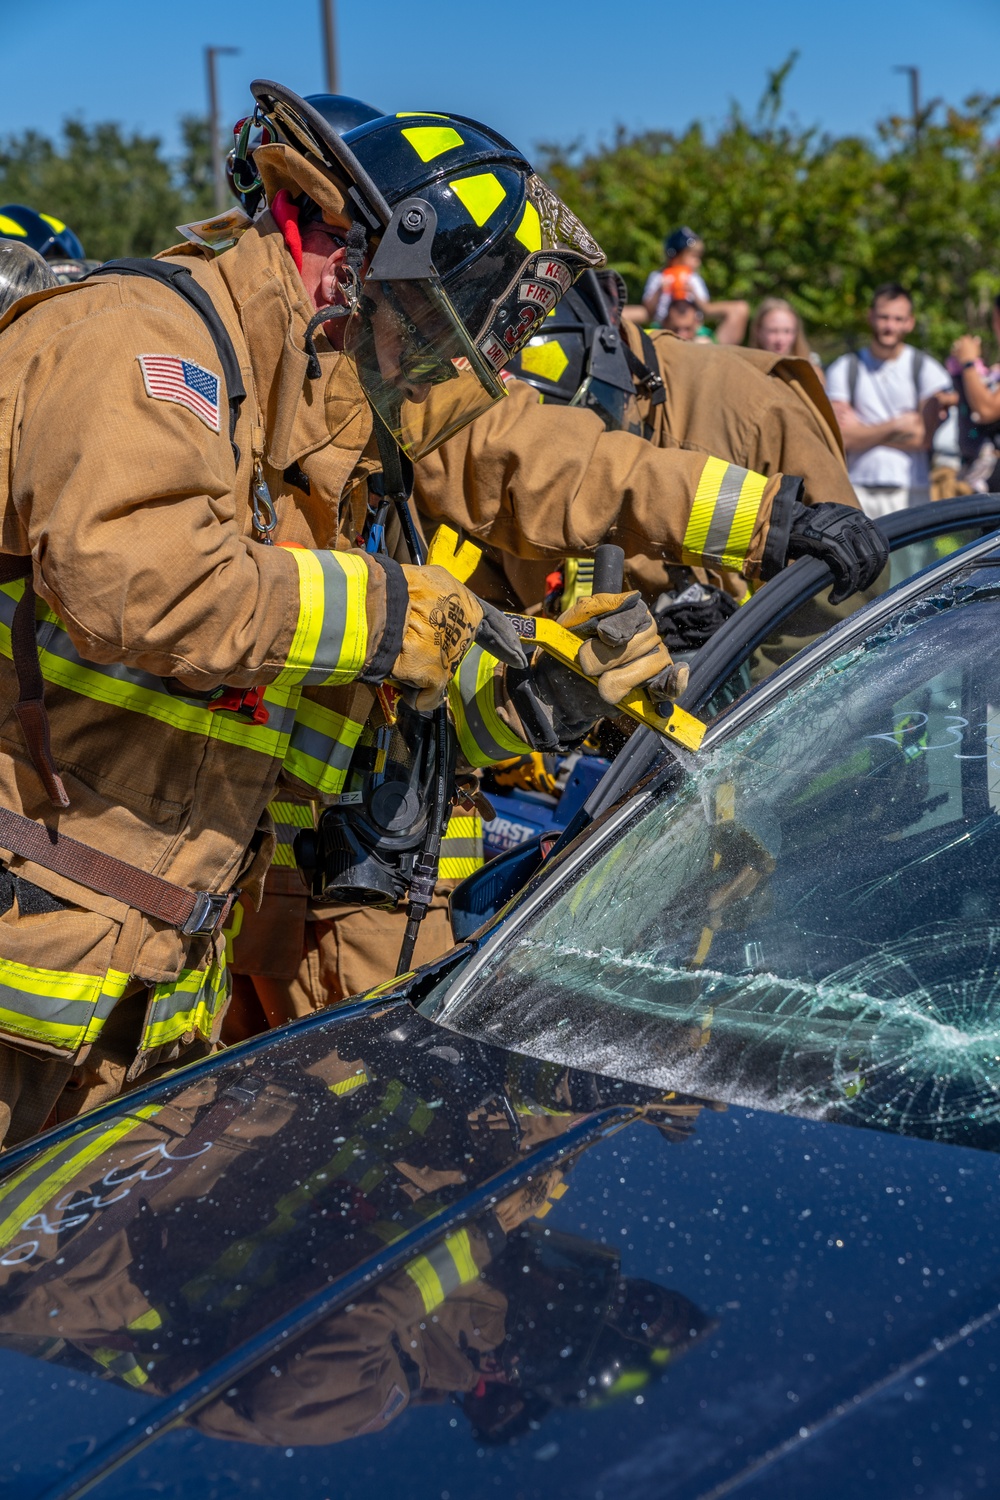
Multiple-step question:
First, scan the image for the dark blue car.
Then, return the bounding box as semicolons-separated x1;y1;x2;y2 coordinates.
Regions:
2;514;1000;1498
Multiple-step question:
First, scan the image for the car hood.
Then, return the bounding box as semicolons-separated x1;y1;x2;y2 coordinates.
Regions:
0;995;997;1499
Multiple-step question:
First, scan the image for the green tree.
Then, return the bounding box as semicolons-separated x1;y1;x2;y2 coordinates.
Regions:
0;116;215;262
539;60;1000;359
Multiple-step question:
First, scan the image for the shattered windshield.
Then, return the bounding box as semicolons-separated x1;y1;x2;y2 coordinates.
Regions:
433;562;1000;1150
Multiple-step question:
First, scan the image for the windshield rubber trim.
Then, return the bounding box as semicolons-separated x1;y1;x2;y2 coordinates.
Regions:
697;528;1000;752
584;510;1000;828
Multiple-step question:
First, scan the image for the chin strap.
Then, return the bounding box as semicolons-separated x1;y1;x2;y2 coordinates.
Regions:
303;220;369;379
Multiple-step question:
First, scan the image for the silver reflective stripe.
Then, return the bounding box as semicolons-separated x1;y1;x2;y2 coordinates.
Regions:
0;585;299;746
438;838;481;860
702;464;748;560
286;717;357;777
302;550;350;686
450;647;529;765
423;1239;464;1299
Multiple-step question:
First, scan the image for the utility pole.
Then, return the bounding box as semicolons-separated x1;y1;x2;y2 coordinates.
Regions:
321;0;339;94
206;45;240;213
894;65;921;138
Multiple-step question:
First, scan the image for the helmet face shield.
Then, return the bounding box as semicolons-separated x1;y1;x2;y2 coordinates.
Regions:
569;373;643;436
249;85;606;455
347;273;507;459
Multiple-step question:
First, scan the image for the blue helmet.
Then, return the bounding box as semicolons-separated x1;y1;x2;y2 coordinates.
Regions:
0;205;85;262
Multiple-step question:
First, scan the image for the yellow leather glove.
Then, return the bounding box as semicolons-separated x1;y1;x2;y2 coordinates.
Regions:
558;591;687;704
394;564;526;711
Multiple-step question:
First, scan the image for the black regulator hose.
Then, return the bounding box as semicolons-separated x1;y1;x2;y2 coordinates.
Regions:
396;702;450;975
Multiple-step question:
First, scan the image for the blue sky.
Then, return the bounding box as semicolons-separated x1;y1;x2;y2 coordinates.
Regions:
5;0;1000;162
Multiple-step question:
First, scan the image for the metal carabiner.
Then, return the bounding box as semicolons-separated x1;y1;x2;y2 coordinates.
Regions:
251;461;278;544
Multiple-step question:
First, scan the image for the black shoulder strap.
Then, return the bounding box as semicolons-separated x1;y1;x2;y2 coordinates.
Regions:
847;351;860;409
622;329;666;410
88;258;246;463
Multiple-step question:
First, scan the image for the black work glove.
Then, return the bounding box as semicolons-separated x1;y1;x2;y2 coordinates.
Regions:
761;478;889;606
784;501;889;605
653;582;739;651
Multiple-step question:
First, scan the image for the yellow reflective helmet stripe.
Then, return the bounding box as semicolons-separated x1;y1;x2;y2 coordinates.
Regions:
515;201;542;253
38;213;67;234
682;457;768;570
0;215;27;238
450;172;506;227
448;645;533;769
518;338;569;383
400;125;464;162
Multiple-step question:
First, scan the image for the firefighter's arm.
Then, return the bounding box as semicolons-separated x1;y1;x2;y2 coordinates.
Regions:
414;377;787;581
11;306;483;701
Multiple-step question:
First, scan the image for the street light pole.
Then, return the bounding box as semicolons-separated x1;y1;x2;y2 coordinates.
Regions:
206;44;240;213
894;65;920;138
321;0;339;94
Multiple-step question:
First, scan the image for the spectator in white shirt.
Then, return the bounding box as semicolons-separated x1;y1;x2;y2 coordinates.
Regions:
826;283;952;518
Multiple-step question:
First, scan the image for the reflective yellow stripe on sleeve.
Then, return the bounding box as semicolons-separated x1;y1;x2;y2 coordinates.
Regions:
283;698;366;795
0;581;299;758
682;457;769;571
275;548;370;689
140;956;230;1053
449;645;533;768
405;1228;480;1314
268;797;315;868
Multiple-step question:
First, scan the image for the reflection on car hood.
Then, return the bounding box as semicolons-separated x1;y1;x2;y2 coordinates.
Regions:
0;999;997;1499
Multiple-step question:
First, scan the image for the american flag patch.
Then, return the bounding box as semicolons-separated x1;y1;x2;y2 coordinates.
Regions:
137;355;221;432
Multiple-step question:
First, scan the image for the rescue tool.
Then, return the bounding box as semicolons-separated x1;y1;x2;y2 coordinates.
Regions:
426;526;706;753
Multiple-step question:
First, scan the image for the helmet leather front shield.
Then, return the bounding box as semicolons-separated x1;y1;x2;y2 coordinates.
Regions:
346;274;506;460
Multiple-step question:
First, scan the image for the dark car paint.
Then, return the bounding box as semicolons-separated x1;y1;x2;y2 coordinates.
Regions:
2;998;1000;1500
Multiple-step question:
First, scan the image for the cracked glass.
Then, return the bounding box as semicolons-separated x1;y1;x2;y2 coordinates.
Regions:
436;563;1000;1151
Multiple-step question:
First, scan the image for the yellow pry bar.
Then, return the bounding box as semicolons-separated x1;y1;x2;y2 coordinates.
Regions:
427;525;706;754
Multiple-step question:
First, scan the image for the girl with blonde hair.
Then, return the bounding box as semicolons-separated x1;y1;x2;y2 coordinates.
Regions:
749;297;819;366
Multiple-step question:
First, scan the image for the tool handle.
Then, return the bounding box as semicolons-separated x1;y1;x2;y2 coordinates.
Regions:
592;544;625;594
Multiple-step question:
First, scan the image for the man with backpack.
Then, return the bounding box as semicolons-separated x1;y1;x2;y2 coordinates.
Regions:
826;283;951;518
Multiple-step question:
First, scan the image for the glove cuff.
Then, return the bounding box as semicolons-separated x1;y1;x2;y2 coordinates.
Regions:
759;476;805;581
504;666;563;752
357;554;408;683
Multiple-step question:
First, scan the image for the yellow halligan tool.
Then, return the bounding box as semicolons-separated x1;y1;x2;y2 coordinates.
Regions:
427;525;706;753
